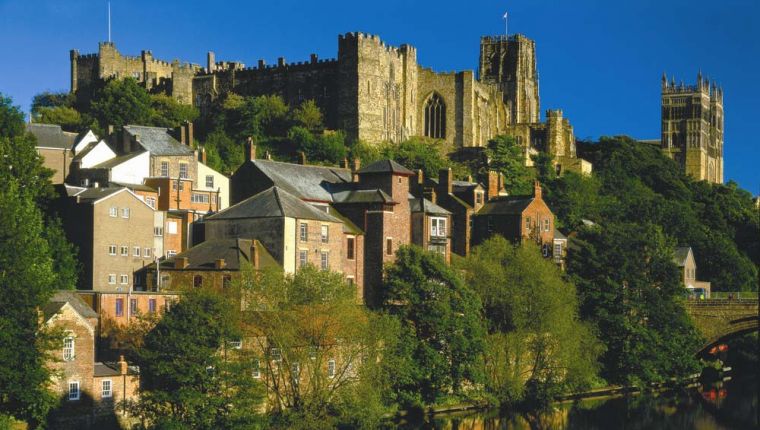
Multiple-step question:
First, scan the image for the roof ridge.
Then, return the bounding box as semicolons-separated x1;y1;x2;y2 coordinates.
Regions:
272;187;286;216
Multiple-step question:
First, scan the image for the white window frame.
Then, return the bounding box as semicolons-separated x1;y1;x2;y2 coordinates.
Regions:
228;340;243;350
252;359;261;379
160;161;169;177
270;347;282;362
121;207;130;218
166;250;177;257
320;251;329;270
299;250;308;268
154;226;164;237
120;246;129;256
108;274;116;284
120;274;129;285
108;244;117;256
101;379;112;398
327;358;336;378
133;246;141;257
430;217;446;237
109;207;118;217
544;218;550;232
205;175;214;188
68;381;80;401
321;225;329;243
179;163;189;179
299;223;308;242
167;221;178;235
146;196;156;209
63;335;75;361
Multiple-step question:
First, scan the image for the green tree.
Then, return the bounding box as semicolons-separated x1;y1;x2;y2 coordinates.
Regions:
31;91;74;113
203;129;243;174
233;95;290;140
149;94;199;129
484;135;532;194
241;265;398;429
380;137;450;178
34;106;83;132
129;289;263;430
89;78;154;131
380;246;485;406
567;222;702;385
458;237;601;408
288;127;348;165
291;100;323;132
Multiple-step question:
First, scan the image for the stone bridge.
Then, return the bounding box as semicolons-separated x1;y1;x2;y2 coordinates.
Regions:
684;297;758;357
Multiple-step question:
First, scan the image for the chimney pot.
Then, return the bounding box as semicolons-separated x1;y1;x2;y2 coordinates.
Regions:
439;168;453;194
246;137;256;161
340;158;349;169
119;355;128;375
200;147;207;164
174;256;189;269
486;170;500;200
298;151;307;165
215;258;226;269
185;121;194;147
250;241;260;269
179;125;187;145
533;180;542;199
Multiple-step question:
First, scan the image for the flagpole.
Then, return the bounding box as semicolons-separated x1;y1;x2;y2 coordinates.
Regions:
503;11;508;37
108;2;111;42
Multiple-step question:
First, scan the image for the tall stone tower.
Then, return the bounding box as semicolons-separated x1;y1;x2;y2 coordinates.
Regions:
478;34;540;124
661;72;724;183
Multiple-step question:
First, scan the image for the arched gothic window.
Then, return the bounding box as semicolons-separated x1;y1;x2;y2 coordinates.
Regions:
424;94;446;139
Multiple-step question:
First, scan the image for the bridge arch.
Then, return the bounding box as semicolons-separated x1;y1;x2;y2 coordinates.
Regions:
684;298;758;357
695;315;759;357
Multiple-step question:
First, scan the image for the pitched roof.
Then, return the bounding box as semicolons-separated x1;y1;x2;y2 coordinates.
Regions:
206;186;341;223
124;125;194;156
27;123;78;150
90;150;147;169
245;159;352;202
554;229;568;240
43;290;98;321
476;196;534;215
70;186;126;203
332;188;395;204
158;238;277;271
674;246;692;266
357;159;415;176
409;197;451;215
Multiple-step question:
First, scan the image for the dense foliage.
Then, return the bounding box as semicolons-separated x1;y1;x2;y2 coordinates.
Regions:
130;289;262;430
380;246;486;407
458;237;602;408
0;94;78;427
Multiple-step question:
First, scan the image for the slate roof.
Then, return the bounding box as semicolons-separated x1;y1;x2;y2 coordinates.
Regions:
111;181;156;192
332;188;395;204
452;180;482;193
43;291;98;321
674;246;692;267
554;229;568;241
409;197;451;215
70;186;126;203
158;238;277;271
476;196;534;216
207;186;341;223
27;123;78;149
124;125;194;156
246;159;352;202
71;141;100;162
358;159;415;176
91;150;146;169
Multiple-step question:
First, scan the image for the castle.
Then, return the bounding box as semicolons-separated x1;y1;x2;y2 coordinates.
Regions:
70;32;589;173
660;72;724;183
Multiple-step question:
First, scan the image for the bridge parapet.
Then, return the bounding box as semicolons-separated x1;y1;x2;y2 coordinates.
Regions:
684;295;758;356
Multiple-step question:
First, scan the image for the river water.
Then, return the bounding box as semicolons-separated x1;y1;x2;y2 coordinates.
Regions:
404;377;759;430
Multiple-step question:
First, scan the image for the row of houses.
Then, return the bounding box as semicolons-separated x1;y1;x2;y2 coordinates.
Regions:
32;122;567;424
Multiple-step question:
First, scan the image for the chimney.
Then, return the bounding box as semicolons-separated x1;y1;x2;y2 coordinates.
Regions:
412;169;424;196
174;257;189;269
298;151;307;165
439;168;453;194
264;151;272;160
215;258;226;269
107;124;114;136
179;125;187;145
119;355;128;375
277;57;286;67
310;53;318;64
200;147;207;164
533;180;542;199
246;137;256;161
486;171;500;200
352;158;361;182
250;241;260;269
340;158;349;169
185;121;194;147
258;59;266;69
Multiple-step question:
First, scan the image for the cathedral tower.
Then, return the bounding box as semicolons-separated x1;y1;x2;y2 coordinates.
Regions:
478;34;540;124
661;72;724;183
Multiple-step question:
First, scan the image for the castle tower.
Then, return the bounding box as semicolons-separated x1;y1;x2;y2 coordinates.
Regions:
478;34;540;124
661;72;724;183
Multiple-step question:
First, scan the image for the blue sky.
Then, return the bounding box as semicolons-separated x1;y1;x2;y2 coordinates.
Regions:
1;0;757;193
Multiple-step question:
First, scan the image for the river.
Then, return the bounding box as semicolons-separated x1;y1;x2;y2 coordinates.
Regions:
402;377;759;429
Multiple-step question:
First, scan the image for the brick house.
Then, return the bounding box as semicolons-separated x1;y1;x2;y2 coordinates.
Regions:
409;196;452;263
57;186;156;292
472;180;556;257
43;291;139;426
204;187;365;299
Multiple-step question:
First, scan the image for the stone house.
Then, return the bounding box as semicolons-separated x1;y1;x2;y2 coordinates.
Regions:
28;123;99;184
57;186;155;292
409;196;452;263
43;291;139;426
472;180;557;258
674;246;712;297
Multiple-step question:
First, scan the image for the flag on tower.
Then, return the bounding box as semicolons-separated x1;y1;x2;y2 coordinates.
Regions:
503;11;509;35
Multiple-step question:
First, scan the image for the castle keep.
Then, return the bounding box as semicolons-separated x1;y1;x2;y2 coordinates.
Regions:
71;32;585;171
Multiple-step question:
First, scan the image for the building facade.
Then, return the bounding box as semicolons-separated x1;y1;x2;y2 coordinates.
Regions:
660;73;724;183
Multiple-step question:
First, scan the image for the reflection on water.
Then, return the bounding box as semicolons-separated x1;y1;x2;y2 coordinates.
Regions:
404;378;758;430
